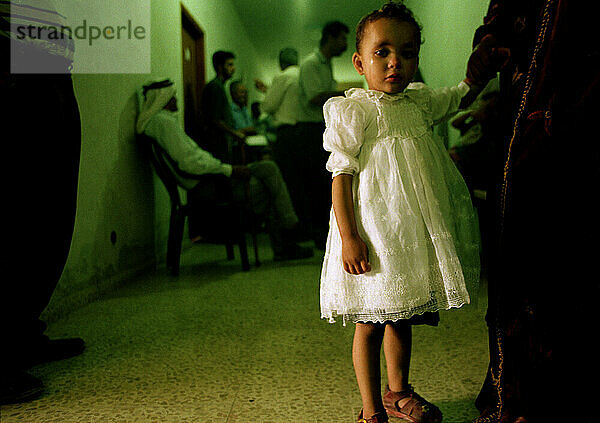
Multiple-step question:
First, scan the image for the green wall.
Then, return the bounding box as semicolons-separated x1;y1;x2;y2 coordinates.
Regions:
406;1;489;88
43;0;491;322
43;0;263;322
405;0;490;147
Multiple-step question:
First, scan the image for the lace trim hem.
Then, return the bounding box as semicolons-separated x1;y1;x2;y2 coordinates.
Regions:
322;298;469;326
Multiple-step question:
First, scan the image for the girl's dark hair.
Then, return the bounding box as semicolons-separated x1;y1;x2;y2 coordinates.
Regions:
355;1;423;52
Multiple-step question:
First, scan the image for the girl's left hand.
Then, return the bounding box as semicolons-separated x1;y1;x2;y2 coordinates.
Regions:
341;235;372;275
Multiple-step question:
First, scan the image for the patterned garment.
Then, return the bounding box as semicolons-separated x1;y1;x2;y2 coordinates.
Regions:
472;1;600;422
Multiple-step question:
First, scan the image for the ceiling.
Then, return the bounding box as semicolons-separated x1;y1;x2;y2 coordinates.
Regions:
229;0;387;82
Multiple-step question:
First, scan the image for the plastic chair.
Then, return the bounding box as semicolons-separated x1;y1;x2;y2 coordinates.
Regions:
137;133;257;275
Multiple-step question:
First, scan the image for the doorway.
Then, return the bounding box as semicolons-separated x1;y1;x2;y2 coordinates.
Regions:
181;4;205;140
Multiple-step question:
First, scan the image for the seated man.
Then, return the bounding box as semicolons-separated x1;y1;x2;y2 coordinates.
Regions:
136;79;312;261
229;80;269;162
229;80;256;136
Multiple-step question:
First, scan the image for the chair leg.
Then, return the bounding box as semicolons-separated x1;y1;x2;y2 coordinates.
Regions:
167;209;185;276
226;243;235;260
240;180;255;269
251;217;261;267
238;232;250;271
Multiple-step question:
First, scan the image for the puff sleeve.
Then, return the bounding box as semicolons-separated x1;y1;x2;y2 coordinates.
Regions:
323;97;366;178
406;82;470;125
429;81;470;124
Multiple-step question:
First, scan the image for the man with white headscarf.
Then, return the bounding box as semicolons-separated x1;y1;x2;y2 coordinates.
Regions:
137;79;313;261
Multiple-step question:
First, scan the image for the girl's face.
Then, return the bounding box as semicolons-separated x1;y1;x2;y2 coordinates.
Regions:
353;18;419;94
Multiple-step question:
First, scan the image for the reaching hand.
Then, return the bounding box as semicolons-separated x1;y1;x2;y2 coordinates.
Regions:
342;235;372;275
466;34;510;86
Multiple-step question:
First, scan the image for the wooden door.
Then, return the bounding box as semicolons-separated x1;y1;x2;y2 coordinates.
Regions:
181;5;205;141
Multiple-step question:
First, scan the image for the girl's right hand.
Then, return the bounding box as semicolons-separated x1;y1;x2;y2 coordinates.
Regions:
341;235;371;275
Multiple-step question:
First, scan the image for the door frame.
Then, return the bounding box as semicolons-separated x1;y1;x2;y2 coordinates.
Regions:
180;4;205;136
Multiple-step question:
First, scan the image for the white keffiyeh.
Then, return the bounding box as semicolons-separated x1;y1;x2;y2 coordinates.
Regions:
136;79;176;134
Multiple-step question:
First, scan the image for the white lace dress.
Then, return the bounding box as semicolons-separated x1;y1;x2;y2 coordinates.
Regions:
320;82;480;325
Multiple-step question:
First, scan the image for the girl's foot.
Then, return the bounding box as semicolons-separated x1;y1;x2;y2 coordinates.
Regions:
383;384;442;423
357;409;388;423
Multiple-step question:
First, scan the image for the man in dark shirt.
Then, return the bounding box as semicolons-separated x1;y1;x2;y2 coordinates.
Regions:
200;50;245;162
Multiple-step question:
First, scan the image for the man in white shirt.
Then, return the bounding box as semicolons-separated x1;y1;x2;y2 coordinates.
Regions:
257;48;302;128
298;22;348;123
137;79;312;261
298;21;349;249
255;48;309;235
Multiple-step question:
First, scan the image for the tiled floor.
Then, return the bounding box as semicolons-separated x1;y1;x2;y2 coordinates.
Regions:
1;235;489;422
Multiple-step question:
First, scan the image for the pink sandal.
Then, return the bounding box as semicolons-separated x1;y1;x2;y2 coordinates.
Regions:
357;409;389;423
383;385;442;423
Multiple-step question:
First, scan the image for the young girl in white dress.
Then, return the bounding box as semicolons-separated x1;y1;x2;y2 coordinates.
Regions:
320;3;483;422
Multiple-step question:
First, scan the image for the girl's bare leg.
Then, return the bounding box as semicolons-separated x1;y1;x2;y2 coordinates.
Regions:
353;322;385;417
383;321;412;393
